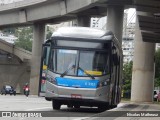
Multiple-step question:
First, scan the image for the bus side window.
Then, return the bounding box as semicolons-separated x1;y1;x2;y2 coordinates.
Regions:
48;49;54;71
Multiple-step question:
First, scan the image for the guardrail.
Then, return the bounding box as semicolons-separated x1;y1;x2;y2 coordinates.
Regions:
0;0;23;5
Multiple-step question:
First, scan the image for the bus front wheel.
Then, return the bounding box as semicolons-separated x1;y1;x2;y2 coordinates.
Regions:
74;105;80;109
98;105;108;112
52;100;61;110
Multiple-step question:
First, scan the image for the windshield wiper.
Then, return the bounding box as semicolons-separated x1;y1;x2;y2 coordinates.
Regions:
78;67;95;79
60;65;75;77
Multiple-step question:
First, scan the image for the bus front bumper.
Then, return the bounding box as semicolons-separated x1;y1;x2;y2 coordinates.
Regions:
45;84;110;103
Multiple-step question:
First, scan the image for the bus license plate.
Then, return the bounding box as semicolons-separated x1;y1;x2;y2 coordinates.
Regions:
71;94;82;99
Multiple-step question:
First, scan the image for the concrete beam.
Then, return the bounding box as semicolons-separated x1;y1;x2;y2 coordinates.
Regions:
136;6;160;13
142;32;160;43
139;27;160;33
138;16;160;24
0;0;48;12
0;0;133;27
134;0;160;8
139;22;160;30
0;0;97;27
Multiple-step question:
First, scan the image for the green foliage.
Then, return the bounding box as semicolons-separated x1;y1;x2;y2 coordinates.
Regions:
46;30;53;40
15;27;33;52
155;49;160;87
46;26;53;39
2;28;15;34
14;26;54;52
122;61;133;98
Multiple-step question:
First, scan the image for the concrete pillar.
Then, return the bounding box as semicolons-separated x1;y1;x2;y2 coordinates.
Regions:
30;23;45;95
72;16;90;27
131;18;155;102
107;5;124;43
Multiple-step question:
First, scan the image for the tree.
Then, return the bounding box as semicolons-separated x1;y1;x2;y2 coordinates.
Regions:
15;27;33;52
14;26;54;52
46;26;53;40
122;61;133;98
155;49;160;87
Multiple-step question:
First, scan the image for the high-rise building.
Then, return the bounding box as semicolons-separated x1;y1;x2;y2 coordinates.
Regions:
90;17;107;29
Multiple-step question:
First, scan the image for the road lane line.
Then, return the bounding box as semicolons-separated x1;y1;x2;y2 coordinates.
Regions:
26;107;52;111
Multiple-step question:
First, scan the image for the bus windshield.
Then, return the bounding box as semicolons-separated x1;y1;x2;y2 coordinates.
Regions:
52;49;110;76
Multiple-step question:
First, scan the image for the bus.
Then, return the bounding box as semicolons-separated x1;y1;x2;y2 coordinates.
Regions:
39;27;123;111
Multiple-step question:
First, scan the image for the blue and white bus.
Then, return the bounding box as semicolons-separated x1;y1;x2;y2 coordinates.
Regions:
39;27;123;111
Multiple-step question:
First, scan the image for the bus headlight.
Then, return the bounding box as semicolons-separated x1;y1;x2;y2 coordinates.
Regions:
97;79;109;88
49;77;57;85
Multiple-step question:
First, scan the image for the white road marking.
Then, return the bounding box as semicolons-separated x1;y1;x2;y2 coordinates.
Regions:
26;107;52;111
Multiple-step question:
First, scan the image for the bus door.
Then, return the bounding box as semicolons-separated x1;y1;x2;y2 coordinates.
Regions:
39;43;51;96
111;46;119;105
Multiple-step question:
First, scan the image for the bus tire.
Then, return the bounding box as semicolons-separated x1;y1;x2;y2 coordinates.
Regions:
67;104;73;108
98;105;108;112
74;105;80;109
110;105;117;109
52;100;61;110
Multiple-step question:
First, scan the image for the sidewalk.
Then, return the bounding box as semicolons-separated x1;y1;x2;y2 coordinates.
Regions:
84;102;160;120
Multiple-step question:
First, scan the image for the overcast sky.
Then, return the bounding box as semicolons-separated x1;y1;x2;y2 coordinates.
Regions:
127;8;136;23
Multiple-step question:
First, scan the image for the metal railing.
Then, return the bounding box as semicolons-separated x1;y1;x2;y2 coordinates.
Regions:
0;0;24;5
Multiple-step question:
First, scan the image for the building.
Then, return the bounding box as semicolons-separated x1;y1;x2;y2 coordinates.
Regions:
122;22;135;63
90;17;106;29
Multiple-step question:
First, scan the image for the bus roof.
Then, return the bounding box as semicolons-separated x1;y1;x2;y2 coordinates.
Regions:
51;27;114;40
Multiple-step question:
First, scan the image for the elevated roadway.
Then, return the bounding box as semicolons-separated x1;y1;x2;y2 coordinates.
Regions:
0;0;159;43
0;39;31;61
0;0;132;27
0;39;31;93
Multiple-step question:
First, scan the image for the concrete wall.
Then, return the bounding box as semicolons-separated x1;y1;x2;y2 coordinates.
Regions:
0;55;30;93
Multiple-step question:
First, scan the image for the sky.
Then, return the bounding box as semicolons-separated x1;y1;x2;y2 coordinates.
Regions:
127;8;136;23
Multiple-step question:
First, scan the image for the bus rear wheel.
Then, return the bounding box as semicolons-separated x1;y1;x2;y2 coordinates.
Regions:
52;100;61;110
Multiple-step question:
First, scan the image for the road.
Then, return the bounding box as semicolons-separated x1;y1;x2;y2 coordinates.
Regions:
0;95;160;120
0;95;107;120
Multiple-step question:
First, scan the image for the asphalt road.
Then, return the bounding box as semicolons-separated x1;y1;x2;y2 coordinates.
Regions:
1;95;159;120
0;95;106;120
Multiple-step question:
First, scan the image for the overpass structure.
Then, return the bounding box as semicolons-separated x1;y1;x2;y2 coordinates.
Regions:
0;39;31;93
0;0;159;103
0;39;31;61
